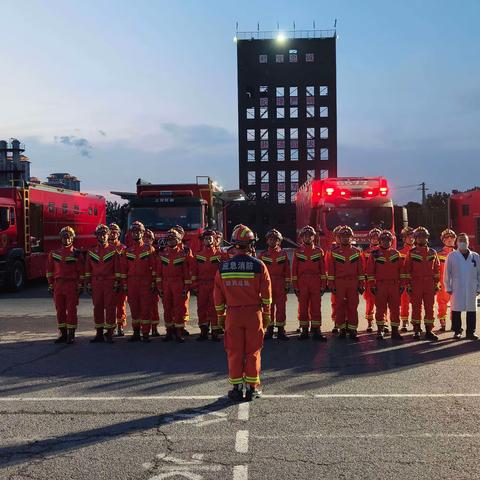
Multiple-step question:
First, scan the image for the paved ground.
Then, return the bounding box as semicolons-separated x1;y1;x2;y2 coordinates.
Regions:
1;282;480;479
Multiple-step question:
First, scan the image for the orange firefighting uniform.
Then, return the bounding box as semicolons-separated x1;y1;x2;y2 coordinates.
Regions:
111;239;128;328
258;247;290;328
436;245;454;326
156;245;192;329
191;246;226;331
85;244;121;330
46;246;84;330
181;243;194;325
399;244;413;325
362;245;380;324
122;242;156;334
403;246;440;328
214;254;272;388
327;245;364;331
291;245;326;328
366;247;403;328
325;244;339;322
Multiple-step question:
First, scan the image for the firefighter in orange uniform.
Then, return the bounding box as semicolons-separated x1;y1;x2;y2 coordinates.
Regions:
156;229;192;343
191;229;227;342
436;229;456;331
404;227;441;341
144;229;161;337
122;221;156;342
214;225;271;401
398;226;415;332
46;226;84;344
292;226;327;341
327;225;343;333
327;226;365;341
366;230;404;341
258;229;290;341
108;223;128;336
362;228;382;332
85;224;121;344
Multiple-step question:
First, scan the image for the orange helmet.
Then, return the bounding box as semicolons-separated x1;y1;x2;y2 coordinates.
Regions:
379;230;394;242
414;226;430;238
166;228;182;242
95;224;109;235
200;229;216;239
266;228;283;241
108;223;121;233
172;225;185;239
144;229;155;240
338;225;354;237
368;228;382;238
440;228;456;240
300;225;316;236
60;226;75;238
130;221;145;232
231;224;256;245
333;225;343;234
401;226;414;238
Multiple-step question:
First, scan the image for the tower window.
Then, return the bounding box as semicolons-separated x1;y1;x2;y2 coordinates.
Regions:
259;54;268;63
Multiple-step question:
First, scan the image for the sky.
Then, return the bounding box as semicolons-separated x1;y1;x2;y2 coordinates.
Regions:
0;0;479;204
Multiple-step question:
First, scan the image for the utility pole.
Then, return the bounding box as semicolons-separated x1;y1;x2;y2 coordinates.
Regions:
418;182;428;206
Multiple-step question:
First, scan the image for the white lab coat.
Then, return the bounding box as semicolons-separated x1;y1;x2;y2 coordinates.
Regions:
444;250;480;311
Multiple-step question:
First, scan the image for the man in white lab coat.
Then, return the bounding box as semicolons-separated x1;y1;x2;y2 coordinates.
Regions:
444;233;480;340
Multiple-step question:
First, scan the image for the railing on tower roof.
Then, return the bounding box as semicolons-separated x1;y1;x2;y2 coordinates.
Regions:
235;29;336;41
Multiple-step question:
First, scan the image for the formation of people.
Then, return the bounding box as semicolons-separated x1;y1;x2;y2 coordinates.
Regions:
46;221;478;400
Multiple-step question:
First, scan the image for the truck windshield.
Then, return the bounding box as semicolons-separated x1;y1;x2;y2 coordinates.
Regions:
128;206;203;231
325;206;393;231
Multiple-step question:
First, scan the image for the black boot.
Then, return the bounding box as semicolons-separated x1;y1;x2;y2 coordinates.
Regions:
376;328;385;340
366;322;373;333
277;326;289;341
413;324;421;340
66;329;75;344
142;332;151;343
338;328;347;339
211;329;221;342
349;329;360;342
151;325;160;337
383;325;390;334
183;327;190;337
425;325;439;341
400;322;408;333
163;327;174;342
312;328;328;342
105;328;114;344
466;312;478;340
175;327;185;343
228;384;244;402
128;328;141;342
116;325;125;337
54;328;67;344
332;327;339;334
245;384;262;402
298;327;309;340
391;326;404;341
197;325;209;342
90;328;104;343
264;325;274;340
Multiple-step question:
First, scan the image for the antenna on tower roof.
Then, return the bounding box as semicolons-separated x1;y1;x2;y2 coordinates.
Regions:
334;18;337;28
313;20;316;30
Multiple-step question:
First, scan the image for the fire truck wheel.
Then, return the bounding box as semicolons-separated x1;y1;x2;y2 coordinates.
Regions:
8;260;26;292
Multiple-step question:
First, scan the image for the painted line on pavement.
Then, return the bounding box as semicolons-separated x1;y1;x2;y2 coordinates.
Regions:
238;402;249;421
314;393;480;398
233;465;248;480
235;430;249;453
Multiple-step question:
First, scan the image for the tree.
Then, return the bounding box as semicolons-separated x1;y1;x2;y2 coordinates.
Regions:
106;200;126;227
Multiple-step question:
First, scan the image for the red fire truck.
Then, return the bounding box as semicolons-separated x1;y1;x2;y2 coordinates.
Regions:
296;177;395;249
0;184;106;290
449;187;480;252
112;177;232;252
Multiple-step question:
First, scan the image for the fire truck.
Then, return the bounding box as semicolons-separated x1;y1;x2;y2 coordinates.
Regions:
112;177;239;252
0;184;106;290
449;187;480;252
296;177;395;249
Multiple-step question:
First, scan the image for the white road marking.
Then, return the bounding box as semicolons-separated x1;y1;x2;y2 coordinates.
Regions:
314;393;480;398
238;402;249;421
235;430;249;453
161;410;227;427
233;465;248;480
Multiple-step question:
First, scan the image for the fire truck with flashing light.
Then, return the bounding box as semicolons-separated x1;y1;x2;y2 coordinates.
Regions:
112;177;239;252
0;184;106;290
296;177;395;249
449;187;480;253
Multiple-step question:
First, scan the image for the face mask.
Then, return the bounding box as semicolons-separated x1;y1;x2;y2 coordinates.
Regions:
458;242;468;250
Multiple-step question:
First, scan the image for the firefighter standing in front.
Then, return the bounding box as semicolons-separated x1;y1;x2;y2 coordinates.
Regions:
327;226;365;341
403;227;441;341
144;229;161;337
214;225;271;401
258;229;290;341
46;226;84;344
436;228;456;331
362;228;382;332
399;226;415;332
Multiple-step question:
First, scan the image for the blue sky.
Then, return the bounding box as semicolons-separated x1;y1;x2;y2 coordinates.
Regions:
1;0;479;203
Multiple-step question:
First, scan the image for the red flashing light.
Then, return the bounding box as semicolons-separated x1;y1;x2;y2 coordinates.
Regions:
326;187;334;196
367;190;374;196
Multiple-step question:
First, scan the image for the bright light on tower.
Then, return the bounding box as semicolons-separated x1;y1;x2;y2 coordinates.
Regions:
276;32;286;43
233;36;238;43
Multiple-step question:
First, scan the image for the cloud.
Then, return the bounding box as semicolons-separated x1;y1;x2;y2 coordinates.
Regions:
54;135;93;157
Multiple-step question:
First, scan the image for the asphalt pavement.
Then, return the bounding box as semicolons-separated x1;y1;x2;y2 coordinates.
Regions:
1;282;480;479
